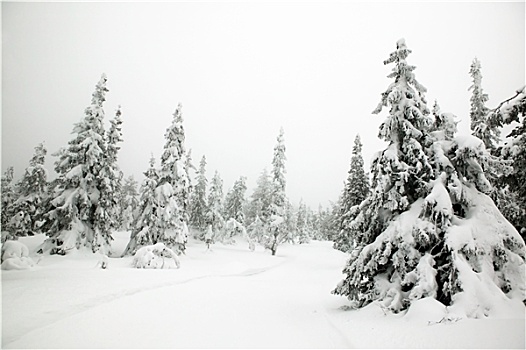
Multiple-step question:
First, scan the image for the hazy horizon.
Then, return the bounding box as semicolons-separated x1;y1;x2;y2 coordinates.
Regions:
2;1;524;209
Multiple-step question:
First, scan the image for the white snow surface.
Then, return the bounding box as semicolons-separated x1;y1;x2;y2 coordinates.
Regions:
2;232;525;349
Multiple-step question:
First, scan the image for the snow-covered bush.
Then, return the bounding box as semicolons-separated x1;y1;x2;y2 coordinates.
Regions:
132;243;180;269
1;240;35;270
219;218;254;251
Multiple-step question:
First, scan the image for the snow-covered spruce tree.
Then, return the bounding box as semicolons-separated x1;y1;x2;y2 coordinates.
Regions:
120;175;139;231
184;148;196;220
337;39;433;253
326;200;341;242
5;143;49;239
266;128;288;255
296;200;311;244
333;39;526;317
469;58;501;152
40;74;115;254
155;103;191;252
224;176;247;224
246;168;272;227
207;170;225;241
1;167;16;233
93;107;124;249
314;205;333;241
123;156;160;255
189;155;208;238
334;134;370;252
283;201;297;244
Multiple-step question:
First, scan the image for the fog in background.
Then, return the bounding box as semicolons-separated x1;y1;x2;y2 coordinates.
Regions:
2;1;524;208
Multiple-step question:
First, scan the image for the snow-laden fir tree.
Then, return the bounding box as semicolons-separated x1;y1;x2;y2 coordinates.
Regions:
223;176;250;244
246;168;272;227
183;149;196;220
123;156;160;255
312;204;325;242
266;127;288;255
469;58;501;152
282;201;298;244
317;205;338;241
207;170;225;240
189;155;208;237
119;175;139;231
296;200;311;244
5;143;49;239
93;107;124;247
333;39;525;317
334;134;370;252
224;176;247;224
1;167;16;233
327;200;342;242
154;103;191;251
40;74;115;254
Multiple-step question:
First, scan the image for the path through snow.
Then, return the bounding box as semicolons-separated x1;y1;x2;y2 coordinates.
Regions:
2;232;524;349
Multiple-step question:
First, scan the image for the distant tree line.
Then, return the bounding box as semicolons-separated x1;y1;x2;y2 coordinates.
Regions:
1;75;338;257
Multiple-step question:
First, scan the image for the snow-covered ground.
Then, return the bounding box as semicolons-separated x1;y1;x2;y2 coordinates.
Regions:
2;232;525;349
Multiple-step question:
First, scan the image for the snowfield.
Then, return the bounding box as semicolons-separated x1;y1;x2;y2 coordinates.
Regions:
2;232;525;349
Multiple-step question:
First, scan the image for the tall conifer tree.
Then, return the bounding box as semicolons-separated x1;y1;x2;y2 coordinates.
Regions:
154;103;191;250
334;134;370;252
334;40;525;316
267;128;287;255
189;155;209;239
123;156;160;255
41;74;114;254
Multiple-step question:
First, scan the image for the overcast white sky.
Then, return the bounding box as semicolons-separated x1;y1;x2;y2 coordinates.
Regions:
2;1;524;209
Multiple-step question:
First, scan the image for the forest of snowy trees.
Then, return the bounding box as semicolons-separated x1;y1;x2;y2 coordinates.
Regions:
1;39;525;317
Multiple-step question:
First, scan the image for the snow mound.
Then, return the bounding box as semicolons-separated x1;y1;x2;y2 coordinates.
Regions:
2;256;36;270
1;240;36;270
404;297;447;323
2;240;30;261
132;243;180;269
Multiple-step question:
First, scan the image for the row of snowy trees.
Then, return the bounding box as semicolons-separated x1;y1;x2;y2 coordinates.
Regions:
0;75;191;256
1;74;339;258
2;75;125;254
186;128;337;254
331;39;525;318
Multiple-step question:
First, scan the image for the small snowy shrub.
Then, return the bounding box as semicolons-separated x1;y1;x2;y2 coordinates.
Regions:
132;243;180;269
2;240;30;261
1;240;35;270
